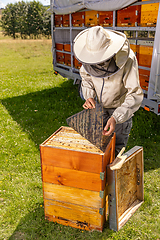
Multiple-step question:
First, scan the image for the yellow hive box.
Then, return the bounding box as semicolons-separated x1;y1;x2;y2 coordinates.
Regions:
138;45;153;68
141;1;159;26
85;10;99;27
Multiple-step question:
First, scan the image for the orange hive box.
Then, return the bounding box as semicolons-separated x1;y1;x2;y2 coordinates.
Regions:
130;44;139;56
63;14;69;27
72;11;85;27
139;68;150;91
64;43;71;52
117;5;141;27
73;57;82;69
64;53;71;66
54;15;63;27
98;11;113;27
40;126;116;232
56;52;64;64
55;43;63;51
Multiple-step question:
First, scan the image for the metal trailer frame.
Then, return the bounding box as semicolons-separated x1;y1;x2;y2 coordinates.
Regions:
50;0;160;115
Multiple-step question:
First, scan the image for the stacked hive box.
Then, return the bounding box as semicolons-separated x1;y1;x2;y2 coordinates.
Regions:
54;15;63;27
63;43;71;66
40;126;116;231
73;57;82;69
72;12;85;27
54;5;159;92
138;45;153;68
55;43;64;64
98;11;113;27
63;14;69;27
117;5;141;27
138;45;153;91
130;43;154;91
85;10;99;27
141;0;159;26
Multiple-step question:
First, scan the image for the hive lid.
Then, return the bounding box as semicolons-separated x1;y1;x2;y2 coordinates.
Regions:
66;103;111;152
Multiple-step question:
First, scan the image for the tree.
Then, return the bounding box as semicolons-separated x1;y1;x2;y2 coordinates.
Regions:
25;1;44;38
0;1;51;39
42;8;51;38
0;3;18;39
16;1;28;39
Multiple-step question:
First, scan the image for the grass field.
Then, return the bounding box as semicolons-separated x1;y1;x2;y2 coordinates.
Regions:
0;36;160;240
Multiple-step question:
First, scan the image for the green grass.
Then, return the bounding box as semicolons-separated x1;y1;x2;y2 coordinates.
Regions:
0;38;160;240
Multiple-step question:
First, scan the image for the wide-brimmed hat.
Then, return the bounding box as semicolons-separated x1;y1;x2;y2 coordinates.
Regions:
73;26;127;64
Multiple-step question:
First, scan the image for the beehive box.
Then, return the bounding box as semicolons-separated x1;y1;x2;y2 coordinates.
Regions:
64;53;71;66
55;15;63;27
137;45;153;68
139;68;150;91
141;1;159;27
107;146;144;231
85;10;98;27
56;52;64;64
117;5;141;27
55;43;63;51
98;11;113;27
130;44;139;56
63;14;69;27
40;126;116;231
64;43;71;52
72;11;85;27
73;57;82;69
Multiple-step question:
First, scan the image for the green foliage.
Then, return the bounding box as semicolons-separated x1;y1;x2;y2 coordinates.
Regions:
0;3;17;39
42;9;51;38
0;1;51;39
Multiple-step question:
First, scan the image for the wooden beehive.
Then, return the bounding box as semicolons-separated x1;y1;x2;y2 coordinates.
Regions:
98;11;113;27
73;57;82;69
139;68;150;91
63;14;69;27
72;11;85;27
54;15;63;27
107;146;144;231
85;10;98;27
64;53;71;66
40;126;116;231
117;5;141;27
64;43;71;52
56;52;64;64
55;43;63;51
130;44;139;56
137;45;153;68
141;1;159;27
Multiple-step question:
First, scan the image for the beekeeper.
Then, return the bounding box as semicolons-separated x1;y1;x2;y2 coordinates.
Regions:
73;26;143;156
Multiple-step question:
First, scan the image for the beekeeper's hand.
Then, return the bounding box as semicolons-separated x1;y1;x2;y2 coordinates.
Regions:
83;98;96;109
103;116;116;136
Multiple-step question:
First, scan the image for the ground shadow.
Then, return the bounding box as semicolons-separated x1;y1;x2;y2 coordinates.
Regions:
1;79;84;149
8;204;112;240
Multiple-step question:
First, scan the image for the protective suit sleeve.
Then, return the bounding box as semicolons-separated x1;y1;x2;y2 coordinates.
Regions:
80;65;97;100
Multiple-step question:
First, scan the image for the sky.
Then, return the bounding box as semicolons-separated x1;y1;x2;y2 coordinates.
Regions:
0;0;50;8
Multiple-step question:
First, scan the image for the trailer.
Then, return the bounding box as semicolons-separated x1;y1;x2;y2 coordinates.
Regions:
49;0;160;115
